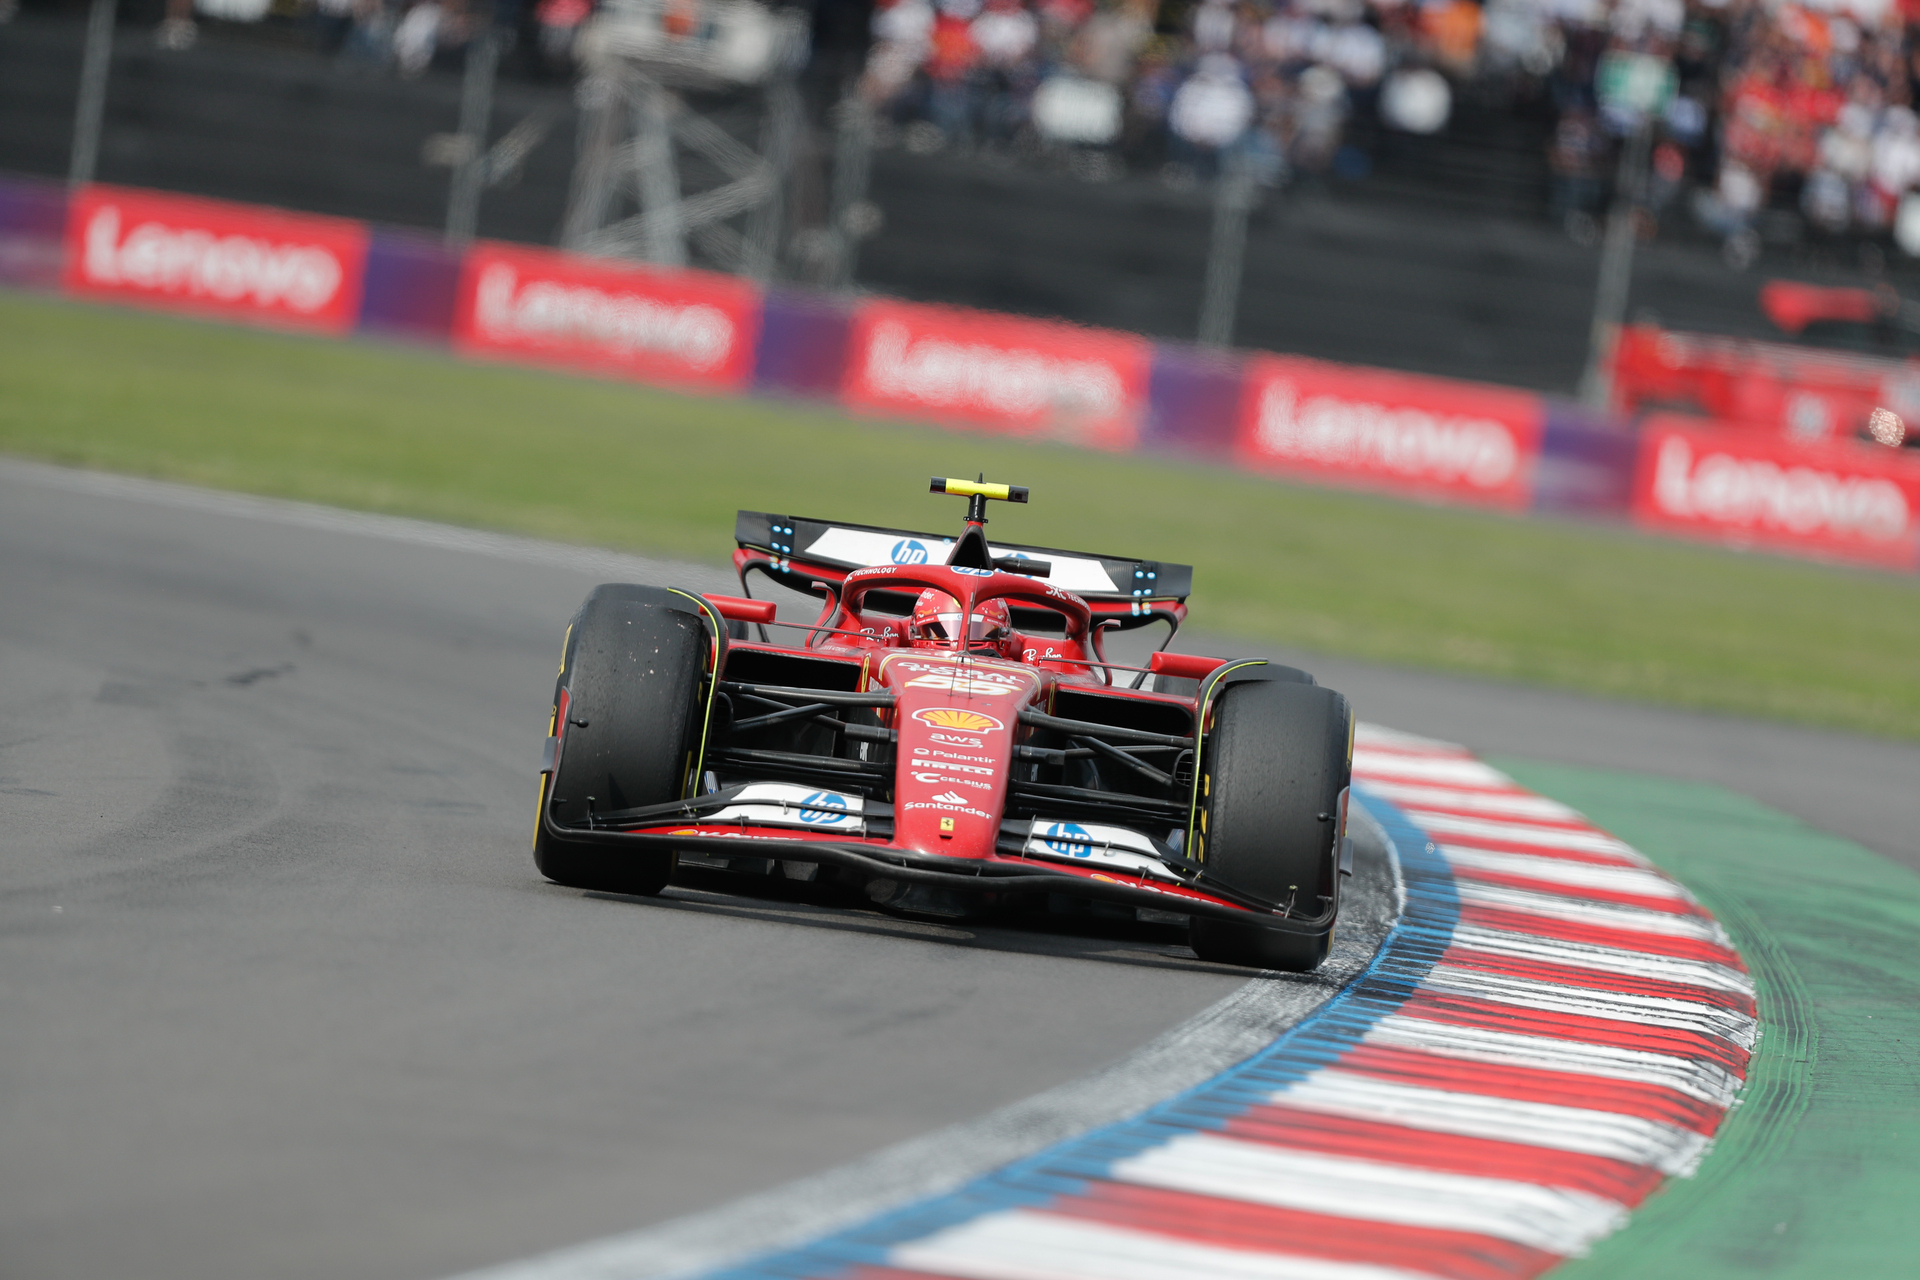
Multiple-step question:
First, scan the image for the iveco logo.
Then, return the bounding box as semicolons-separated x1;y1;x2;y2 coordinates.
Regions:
891;539;929;564
799;791;852;824
1042;822;1091;856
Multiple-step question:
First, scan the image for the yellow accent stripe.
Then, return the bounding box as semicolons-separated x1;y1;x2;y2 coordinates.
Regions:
666;588;726;800
937;477;1014;500
1184;659;1269;863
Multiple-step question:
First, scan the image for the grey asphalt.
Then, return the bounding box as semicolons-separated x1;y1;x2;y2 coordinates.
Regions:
0;464;1259;1280
4;460;1916;1280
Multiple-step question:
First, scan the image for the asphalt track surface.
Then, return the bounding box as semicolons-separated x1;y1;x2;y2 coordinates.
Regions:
5;460;1918;1280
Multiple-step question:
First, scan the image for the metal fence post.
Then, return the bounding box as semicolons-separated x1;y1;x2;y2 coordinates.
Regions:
1577;122;1651;409
1198;152;1255;348
445;28;498;246
69;0;117;189
826;91;873;290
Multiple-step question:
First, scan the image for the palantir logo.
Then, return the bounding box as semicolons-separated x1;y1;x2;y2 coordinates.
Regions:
799;791;851;824
1043;822;1091;856
891;539;929;564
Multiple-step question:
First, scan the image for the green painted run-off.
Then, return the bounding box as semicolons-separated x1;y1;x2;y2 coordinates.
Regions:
1491;759;1920;1277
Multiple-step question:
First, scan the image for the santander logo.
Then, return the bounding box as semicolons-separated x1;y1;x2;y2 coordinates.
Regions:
472;261;736;371
80;204;344;314
1253;379;1519;489
862;320;1126;421
1650;434;1909;542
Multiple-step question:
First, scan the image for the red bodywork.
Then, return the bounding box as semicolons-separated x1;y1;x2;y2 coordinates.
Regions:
538;500;1347;933
623;559;1260;916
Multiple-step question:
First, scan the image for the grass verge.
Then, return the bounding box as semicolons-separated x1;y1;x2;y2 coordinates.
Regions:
3;289;1916;739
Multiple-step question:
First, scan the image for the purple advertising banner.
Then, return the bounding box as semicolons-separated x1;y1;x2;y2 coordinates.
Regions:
0;173;67;290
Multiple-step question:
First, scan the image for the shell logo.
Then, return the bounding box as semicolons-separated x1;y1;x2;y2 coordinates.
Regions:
912;707;1005;733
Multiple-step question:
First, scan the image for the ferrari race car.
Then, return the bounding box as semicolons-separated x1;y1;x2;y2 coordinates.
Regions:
533;478;1354;971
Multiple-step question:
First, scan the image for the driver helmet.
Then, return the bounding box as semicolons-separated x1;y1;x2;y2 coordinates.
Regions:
909;589;1012;652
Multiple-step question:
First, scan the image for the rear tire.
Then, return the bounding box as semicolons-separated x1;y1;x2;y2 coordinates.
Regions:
534;585;707;896
1188;680;1352;971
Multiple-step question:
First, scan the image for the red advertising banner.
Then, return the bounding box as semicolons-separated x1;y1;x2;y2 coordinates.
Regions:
1235;355;1544;508
842;300;1151;450
451;242;760;390
64;185;368;332
1610;323;1920;444
1633;416;1920;569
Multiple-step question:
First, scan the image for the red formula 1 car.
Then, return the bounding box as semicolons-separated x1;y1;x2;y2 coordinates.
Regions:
533;479;1353;970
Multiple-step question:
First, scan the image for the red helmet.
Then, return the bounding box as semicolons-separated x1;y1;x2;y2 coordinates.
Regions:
909;589;1013;652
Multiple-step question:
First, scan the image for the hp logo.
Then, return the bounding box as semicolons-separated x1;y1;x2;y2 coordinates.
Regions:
890;539;929;565
799;791;851;824
1042;822;1091;856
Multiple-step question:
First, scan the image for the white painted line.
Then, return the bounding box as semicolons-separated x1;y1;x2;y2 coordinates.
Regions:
1263;1070;1709;1175
1406;814;1646;862
890;1209;1445;1280
1356;782;1581;823
1352;756;1518;788
1452;882;1735;946
1108;1133;1627;1255
1439;847;1694;903
1352;724;1464;754
1418;966;1757;1049
1448;926;1754;996
1363;1015;1743;1107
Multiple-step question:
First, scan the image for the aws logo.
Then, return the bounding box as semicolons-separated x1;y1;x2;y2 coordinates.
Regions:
912;707;1005;733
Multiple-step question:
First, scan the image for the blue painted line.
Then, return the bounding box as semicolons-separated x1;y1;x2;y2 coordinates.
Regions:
692;791;1460;1280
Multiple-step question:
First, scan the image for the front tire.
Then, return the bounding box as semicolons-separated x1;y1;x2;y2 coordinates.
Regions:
534;585;708;896
1188;680;1352;971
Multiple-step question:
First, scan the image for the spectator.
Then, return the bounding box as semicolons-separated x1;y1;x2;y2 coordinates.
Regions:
1170;52;1256;172
1549;106;1606;235
340;0;397;68
157;0;196;51
535;0;592;71
926;0;985;144
394;0;443;77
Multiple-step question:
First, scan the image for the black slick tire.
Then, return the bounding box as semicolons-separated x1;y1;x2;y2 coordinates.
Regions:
1187;680;1352;971
534;584;708;896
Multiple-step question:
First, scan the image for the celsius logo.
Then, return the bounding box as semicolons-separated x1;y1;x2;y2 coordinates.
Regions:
1042;822;1091;856
798;791;852;824
890;539;930;564
913;707;1004;733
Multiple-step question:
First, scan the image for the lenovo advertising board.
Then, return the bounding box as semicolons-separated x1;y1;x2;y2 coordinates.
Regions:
1236;355;1544;508
842;300;1151;449
1610;323;1920;444
64;185;368;332
1633;416;1920;569
452;242;761;390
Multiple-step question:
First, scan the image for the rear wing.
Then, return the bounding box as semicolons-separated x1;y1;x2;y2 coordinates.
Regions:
734;511;1190;630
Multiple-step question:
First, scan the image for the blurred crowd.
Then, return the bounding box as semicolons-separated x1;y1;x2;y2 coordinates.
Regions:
151;0;595;77
860;0;1462;184
862;0;1920;253
123;0;1920;251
